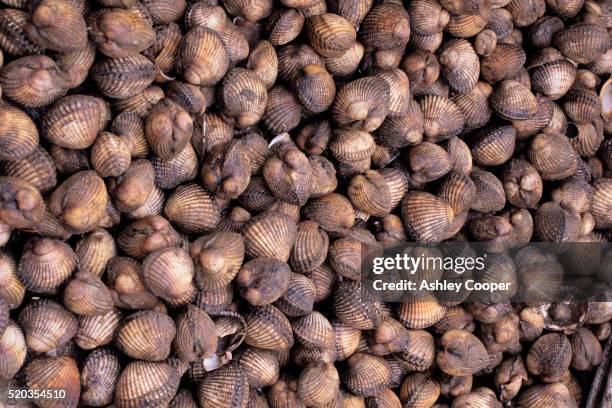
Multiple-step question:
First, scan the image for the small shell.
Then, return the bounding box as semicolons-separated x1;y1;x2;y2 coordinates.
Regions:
397;294;447;329
92;54;156;99
18;299;77;353
526;333;572;382
178;27;228;86
112;85;165;117
471;125;516;167
330;128;375;164
438;39;479;93
277;43;324;82
116;310;176;361
196;364;249;408
174;305;217;362
153;143;198;189
446;4;491;37
399;373;440;407
237;257;291;305
0;320;26;380
239;348;279;389
142;247;196;307
290;221;329;273
437;330;489;376
377;98;424;149
220;68;267;128
0;105;38;161
295;64;336;114
24;356;81;408
420;95;464;143
490;80;538;120
243;211;297;262
145;98;193;161
263;85;303;133
145;23;182;82
407;142;452;184
528;129;578;180
361;2;410;50
326;41;364;78
1;146;56;193
142;0;186;24
409;0;449;35
115;360;180;408
245;304;294;350
26;0;87;51
563;88;601;124
554;23;609;64
247;40;278;89
0;9;44;56
531;60;576;100
591;178;612;229
332;280;382;330
332;76;390;132
18;238;76;294
81;348;121;407
90;132;131;178
502;158;542;208
164;183;220;233
517;382;576;408
263;137;313;206
63;272;114;317
267;8;304;46
481;43;526;83
74;308;121;350
304;193;355;236
347;170;392;217
0;55;68;107
345;353;392;397
87;8;155;58
275;272;316;317
305;13;356;58
298;362;340;405
452;82;493;132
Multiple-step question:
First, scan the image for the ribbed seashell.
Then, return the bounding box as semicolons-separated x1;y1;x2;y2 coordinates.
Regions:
74;310;120;352
505;0;545;27
274;272;316;317
291;311;333;350
409;0;449;35
112;85;165;117
242;211;297;262
140;0;186;24
392;329;434;372
490;80;537;120
517;383;576;408
43;95;110;150
327;0;371;28
344;353;391;397
184;3;227;30
277;43;323;82
446;3;491;37
554;23;609;64
236;257;291;305
437;172;476;214
0;9;44;56
304;193;355;236
361;2;410;50
244;304;294;350
451;389;502;408
81;348;121;407
297;361;340;406
0;250;24;308
475;29;498;57
308;156;337;199
569;121;604;158
116;216;179;261
108;159;154;213
163;183;220;233
87;8;154;58
263;84;302;133
219;68;267;128
563;88;601;125
178;27;225;82
526;333;572;382
289;220;328;273
377;99;424;149
238;176;275;212
236;132;269;176
470;125;516;167
0;319;26;380
25;0;86;51
570;327;602;371
551;179;594;214
196;364;248;407
333;280;382;330
115;360;180;408
481;43;526;84
332;76;390;132
216;23;250;65
0;55;67;107
293;64;336;114
142;247;196;307
90;132;131;177
0;176;48;231
398;373;440;407
396;293;447;329
54;41;94;89
263;136;312;205
451;82;493;133
367;316;409;356
374;69;410;119
144;23;182;82
124;185;163;219
0;105;38;163
49;170;107;233
347;170;392;217
528;129;578;181
49;145;90;175
63;271;113;317
24;356;80;408
170;389;198;408
408;142;452;185
526;16;562;49
420;96;464;143
294;120;330;156
530;60;576;101
1;145;56;193
328;321;360;362
151;143;197;189
591;178;612;229
266;8;304;46
172;305;217;363
298;264;332;304
245;41;278;90
145;98;193;161
106;257;157;310
439;0;485;14
238;348;279;389
324;41;363;79
535;202;582;242
116;310;175;361
586;48;612;75
330;128;375;165
438;39;479;93
18;238;76;294
511;96;553;140
18;299;76;353
502;158;542;208
91;54;156;99
437;330;489;376
305;13;355;58
202;142;250;200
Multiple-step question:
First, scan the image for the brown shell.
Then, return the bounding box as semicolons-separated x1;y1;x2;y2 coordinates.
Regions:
275;272;316;317
305;13;356;58
332;280;382;330
481;43;526;83
164;183;220;233
18;299;77;353
220;68;267;128
244;304;294;350
490;80;538;120
0;319;27;380
116;310;176;361
145;98;193;161
528;129;578;181
471;125;516;167
591;178;612;229
196;364;249;408
1;146;56;193
407;142;452;184
81;348;121;407
0;55;68;107
200;140;250;199
74;229;116;279
90;132;131;177
18;238;76;294
189;232;243;292
75;309;122;350
420;95;464;143
0;9;44;56
26;0;87;51
377;98;424;149
145;23;182;82
531;60;576;100
237;257;291;305
0;250;24;308
24;356;81;408
563;88;601;125
112;85;165;117
437;330;489;376
438;38;479;93
263;84;303;133
267;8;305;46
554;23;609;64
294;64;336;114
242;211;297;262
344;353;392;397
330;128;375;165
304;193;355;236
277;43;324;82
347;170;392;217
409;0;449;35
247;40;278;89
178;27;228;86
263;137;313;205
361;2;410;50
63;271;114;316
502;158;543;208
289;220;329;273
446;3;491;37
88;8;155;58
397;294;447;329
399;373;440;407
332;76;390;132
526;333;572;382
109;159;155;213
115;360;180;408
325;41;364;79
142;247;196;307
452;82;493;132
517;383;576;408
0;105;38;161
174;304;217;362
142;0;186;24
92;54;156;99
298;362;340;405
153;143;198;189
239;348;279;389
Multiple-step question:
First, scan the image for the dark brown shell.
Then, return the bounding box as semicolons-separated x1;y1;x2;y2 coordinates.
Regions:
531;60;576;100
470;125;517;167
88;8;155;58
437;330;489;376
63;271;114;317
92;54;156;99
263;84;303;133
267;8;304;46
0;55;68;108
237;257;291;305
112;85;165;117
116;310;176;361
490;80;538;120
526;333;572;382
18;237;77;294
0;9;44;56
26;0;87;51
115;360;180;408
554;23;609;64
333;280;382;330
164;183;220;233
81;348;121;407
18;298;77;353
178;28;228;85
0;105;39;161
24;356;81;408
438;39;479;93
220;68;268;128
145;23;182;82
407;142;452;184
420;95;464;143
503;158;543;209
332;76;390;132
528;129;578;181
361;2;410;50
409;0;450;35
294;64;336;114
246;40;278;89
243;211;297;262
174;304;217;362
481;43;526;83
305;13;356;58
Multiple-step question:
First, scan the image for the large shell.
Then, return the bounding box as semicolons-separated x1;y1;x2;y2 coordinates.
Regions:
267;8;305;46
361;2;410;50
0;9;44;56
554;23;609;64
420;95;464;142
517;383;576;408
18;299;77;353
531;60;576;100
63;271;114;316
409;0;450;35
179;27;228;86
263;84;303;133
295;64;336;114
244;304;294;350
528;129;578;180
332;280;382;330
246;40;278;89
24;356;81;408
437;330;489;376
304;193;355;236
142;247;196;307
237;257;291;305
18;238;76;294
0;55;68;107
164;183;220;233
471;125;516;167
75;309;122;350
220;68;268;127
526;333;572;382
1;146;56;193
347;170;392;217
174;305;217;362
397;294;447;329
298;361;340;405
481;43;526;83
25;0;86;51
92;54;156;99
344;353;391;397
115;360;181;408
263;137;313;205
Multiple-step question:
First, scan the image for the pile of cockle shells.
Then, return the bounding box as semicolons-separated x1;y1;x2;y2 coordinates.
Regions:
0;0;611;406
